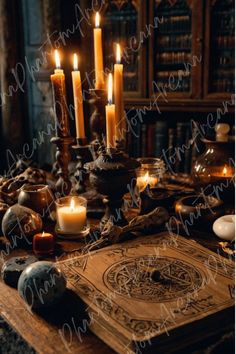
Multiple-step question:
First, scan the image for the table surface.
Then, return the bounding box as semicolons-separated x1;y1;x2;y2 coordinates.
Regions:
0;208;234;354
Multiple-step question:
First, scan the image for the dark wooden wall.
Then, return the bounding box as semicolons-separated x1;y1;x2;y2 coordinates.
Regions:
0;0;25;173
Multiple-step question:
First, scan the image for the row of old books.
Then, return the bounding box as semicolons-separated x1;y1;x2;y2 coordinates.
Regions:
158;15;191;33
127;120;204;174
158;34;192;49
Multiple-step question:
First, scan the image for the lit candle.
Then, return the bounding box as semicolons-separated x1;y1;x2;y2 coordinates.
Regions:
51;50;70;137
222;166;234;177
94;12;105;89
105;73;116;148
33;231;54;256
56;198;87;233
114;43;125;140
136;172;158;191
211;165;234;178
71;53;85;139
50;50;70;137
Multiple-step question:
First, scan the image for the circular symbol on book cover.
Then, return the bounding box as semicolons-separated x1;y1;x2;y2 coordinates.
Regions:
104;256;203;302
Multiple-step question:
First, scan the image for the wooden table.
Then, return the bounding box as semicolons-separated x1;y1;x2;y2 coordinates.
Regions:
0;212;234;354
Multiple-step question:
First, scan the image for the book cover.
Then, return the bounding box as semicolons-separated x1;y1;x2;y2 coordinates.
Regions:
146;123;156;157
167;127;176;173
141;124;147;157
155;120;168;158
175;121;188;172
59;233;234;354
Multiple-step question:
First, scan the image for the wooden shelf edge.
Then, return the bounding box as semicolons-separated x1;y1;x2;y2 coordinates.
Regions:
124;98;235;113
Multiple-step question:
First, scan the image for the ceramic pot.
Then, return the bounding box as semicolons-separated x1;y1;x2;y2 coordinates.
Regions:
18;184;55;220
175;195;224;230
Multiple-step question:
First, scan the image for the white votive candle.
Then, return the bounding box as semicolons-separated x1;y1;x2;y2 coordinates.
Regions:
56;198;87;233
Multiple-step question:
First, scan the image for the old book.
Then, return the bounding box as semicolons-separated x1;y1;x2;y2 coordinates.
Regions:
167;127;176;173
141;124;147;157
146;123;156;157
59;233;234;354
155;120;168;158
175;122;189;172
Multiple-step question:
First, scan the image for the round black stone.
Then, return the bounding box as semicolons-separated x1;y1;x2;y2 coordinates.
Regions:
1;256;38;288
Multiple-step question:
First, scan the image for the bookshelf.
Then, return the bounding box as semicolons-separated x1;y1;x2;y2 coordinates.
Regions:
204;0;235;99
149;0;202;99
95;0;235;174
102;0;147;97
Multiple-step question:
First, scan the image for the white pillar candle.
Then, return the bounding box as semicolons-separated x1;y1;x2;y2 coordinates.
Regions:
57;198;87;233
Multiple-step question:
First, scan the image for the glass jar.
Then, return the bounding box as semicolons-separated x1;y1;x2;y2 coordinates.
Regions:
55;196;89;239
192;140;235;202
136;158;166;192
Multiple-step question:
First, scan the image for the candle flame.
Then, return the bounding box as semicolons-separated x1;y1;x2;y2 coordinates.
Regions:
107;73;113;104
223;166;227;176
70;199;75;211
144;172;149;181
95;12;100;28
73;53;78;71
42;231;45;237
55;49;61;69
116;43;121;63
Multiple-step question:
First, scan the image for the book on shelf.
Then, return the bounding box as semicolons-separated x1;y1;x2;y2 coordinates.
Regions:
167;127;176;173
127;117;142;158
141;124;147;157
146;123;156;157
155;120;168;158
175;122;188;172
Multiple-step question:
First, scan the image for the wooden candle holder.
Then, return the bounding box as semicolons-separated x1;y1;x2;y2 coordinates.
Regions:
72;138;92;194
89;89;106;153
85;149;140;229
51;136;74;196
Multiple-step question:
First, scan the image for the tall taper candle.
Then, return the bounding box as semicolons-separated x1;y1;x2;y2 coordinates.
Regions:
105;73;116;148
72;53;85;139
94;12;105;89
50;50;70;138
114;43;125;140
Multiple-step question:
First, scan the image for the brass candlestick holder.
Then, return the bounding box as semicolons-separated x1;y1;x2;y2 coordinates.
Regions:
72;138;92;194
51;136;74;196
89;89;106;154
85;148;140;229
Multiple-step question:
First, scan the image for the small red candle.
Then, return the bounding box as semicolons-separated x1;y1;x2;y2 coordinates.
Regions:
33;231;54;256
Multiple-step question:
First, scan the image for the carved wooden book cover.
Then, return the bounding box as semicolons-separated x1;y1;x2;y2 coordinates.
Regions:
59;233;234;354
